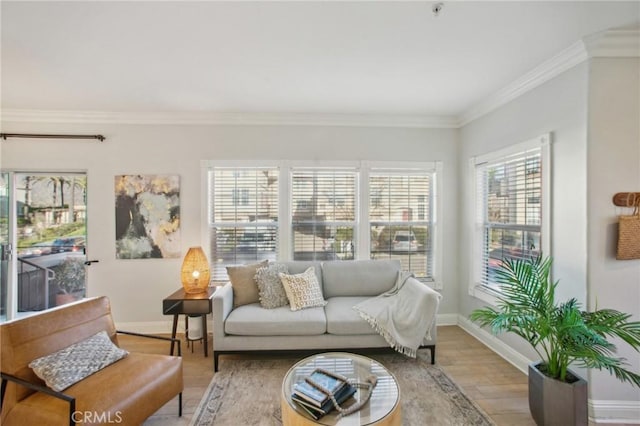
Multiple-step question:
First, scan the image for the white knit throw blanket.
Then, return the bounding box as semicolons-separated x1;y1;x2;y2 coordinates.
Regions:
353;271;441;358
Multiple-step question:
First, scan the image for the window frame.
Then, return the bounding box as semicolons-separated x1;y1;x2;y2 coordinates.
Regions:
202;160;443;288
365;162;442;286
469;134;551;304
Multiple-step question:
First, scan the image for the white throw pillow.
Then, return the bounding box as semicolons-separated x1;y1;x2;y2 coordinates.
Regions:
29;331;128;391
279;267;327;311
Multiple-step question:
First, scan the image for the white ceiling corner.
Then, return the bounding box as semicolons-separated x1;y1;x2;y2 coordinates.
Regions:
583;26;640;58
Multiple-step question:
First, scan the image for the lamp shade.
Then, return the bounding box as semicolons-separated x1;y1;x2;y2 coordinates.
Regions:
181;247;210;294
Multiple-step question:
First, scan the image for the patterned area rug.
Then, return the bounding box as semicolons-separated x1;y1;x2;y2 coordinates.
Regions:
189;351;494;426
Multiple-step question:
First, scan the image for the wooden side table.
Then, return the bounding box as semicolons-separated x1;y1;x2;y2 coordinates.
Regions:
162;287;216;357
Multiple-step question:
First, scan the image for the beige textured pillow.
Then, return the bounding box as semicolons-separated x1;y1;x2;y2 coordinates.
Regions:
227;260;269;308
255;263;290;309
279;266;327;311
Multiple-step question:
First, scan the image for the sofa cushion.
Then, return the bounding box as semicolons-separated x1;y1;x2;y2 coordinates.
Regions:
225;303;327;336
322;259;400;298
255;263;289;309
227;260;269;308
28;330;128;391
279;267;327;311
325;297;379;335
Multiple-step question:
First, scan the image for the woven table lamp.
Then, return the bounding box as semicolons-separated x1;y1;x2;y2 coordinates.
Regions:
181;247;211;294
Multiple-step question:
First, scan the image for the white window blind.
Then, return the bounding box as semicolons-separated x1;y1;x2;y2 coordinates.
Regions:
208;167;279;281
290;168;356;261
476;146;542;289
369;170;434;280
204;160;443;287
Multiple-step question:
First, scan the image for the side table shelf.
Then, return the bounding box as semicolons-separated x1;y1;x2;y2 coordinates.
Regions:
162;287;216;357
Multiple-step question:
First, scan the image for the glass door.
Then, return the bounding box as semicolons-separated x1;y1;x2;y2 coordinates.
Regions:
0;171;87;322
16;172;87;311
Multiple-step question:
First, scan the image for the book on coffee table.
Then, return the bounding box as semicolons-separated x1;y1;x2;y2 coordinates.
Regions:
292;382;357;420
292;368;349;407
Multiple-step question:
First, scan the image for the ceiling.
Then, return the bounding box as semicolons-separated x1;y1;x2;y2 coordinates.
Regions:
2;1;639;124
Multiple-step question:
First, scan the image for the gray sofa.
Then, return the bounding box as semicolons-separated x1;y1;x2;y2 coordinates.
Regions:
212;259;439;371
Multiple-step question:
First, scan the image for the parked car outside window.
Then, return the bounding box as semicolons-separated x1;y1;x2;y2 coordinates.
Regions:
52;237;85;253
392;231;418;252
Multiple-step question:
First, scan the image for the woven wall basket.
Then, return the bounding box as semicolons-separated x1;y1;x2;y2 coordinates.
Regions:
617;210;640;260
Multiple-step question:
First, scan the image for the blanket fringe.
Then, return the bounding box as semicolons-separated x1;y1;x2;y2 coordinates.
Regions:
354;308;418;358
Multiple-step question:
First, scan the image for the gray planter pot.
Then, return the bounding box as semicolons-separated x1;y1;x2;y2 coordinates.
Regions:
528;362;588;426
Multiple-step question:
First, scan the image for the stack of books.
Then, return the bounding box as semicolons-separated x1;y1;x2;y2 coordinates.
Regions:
291;369;357;420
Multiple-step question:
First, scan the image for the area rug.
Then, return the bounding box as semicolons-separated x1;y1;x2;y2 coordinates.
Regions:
189;351;494;426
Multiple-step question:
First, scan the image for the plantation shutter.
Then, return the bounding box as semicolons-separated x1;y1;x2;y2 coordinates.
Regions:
476;147;542;288
290;168;356;261
209;167;279;281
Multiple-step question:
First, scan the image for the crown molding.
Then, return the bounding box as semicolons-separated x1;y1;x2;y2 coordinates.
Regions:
583;28;640;58
1;109;459;129
460;26;640;127
458;40;589;127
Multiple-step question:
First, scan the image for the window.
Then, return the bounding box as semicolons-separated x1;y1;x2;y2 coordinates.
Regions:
205;161;442;286
473;134;550;294
208;167;279;281
369;170;435;280
291;168;356;261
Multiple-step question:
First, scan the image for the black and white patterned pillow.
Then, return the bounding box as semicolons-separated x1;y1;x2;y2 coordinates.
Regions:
29;331;128;391
255;263;290;309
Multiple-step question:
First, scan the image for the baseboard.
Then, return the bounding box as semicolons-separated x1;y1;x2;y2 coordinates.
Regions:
116;320;178;335
589;400;640;424
436;313;458;326
456;315;533;374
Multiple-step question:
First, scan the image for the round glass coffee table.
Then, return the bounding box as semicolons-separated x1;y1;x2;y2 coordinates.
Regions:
281;352;401;426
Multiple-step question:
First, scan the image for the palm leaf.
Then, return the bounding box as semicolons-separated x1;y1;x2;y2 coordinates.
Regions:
469;254;640;387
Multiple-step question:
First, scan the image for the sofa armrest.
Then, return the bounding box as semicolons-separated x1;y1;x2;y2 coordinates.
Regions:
116;330;182;356
212;283;233;340
1;372;76;426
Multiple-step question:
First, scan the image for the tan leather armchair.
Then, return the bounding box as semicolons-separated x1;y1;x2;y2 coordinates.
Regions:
1;296;183;426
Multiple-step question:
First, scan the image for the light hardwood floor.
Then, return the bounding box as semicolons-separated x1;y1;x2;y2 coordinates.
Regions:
120;325;536;425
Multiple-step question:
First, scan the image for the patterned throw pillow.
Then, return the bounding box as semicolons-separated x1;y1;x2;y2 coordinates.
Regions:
227;260;269;308
279;267;327;311
29;331;128;391
255;263;290;309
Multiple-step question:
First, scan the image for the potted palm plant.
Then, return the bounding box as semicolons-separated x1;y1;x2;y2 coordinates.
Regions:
469;255;640;426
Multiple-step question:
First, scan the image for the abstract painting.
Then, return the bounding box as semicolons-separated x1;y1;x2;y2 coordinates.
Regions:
115;174;180;259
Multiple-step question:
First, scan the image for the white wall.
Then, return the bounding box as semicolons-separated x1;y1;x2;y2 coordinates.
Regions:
0;122;459;328
457;56;640;419
459;62;590;324
587;57;640;407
